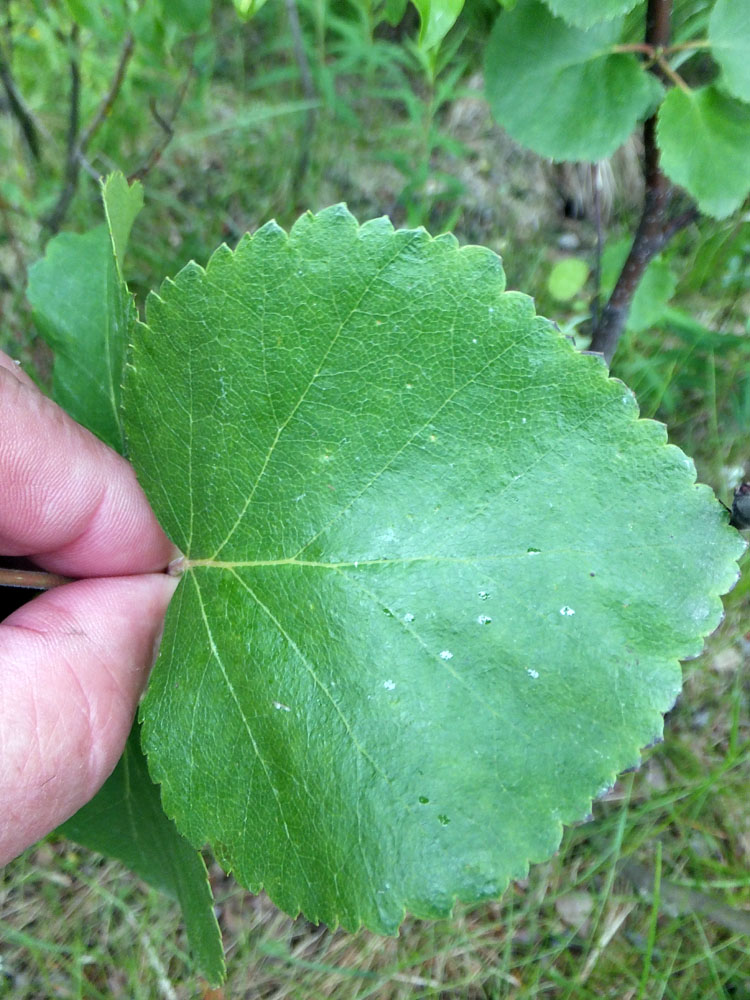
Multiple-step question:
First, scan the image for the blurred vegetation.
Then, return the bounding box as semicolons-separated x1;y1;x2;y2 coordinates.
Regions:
1;1;750;996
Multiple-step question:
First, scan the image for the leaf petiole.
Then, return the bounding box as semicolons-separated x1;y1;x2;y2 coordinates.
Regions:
0;567;74;590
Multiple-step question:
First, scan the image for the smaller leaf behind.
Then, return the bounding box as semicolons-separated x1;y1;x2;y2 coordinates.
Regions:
484;0;662;162
412;0;465;49
102;171;144;281
27;226;127;453
58;723;225;985
657;85;750;220
708;0;750;104
542;0;644;29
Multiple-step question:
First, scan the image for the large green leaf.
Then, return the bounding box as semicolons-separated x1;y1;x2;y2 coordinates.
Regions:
484;0;662;162
542;0;643;28
708;0;750;103
125;205;742;932
657;85;750;219
58;724;225;985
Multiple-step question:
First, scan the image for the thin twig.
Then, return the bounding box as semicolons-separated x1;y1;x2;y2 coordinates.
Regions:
653;54;690;91
128;52;194;182
590;162;603;334
0;568;74;590
76;31;134;154
589;0;696;363
43;31;135;236
0;194;27;278
0;39;41;159
42;25;82;234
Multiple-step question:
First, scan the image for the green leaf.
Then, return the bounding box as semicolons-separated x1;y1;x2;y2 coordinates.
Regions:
708;0;750;103
231;0;270;20
27;172;142;454
384;0;410;25
124;205;742;932
484;0;662;162
542;0;644;28
547;257;589;301
27;227;127;453
657;84;750;219
58;724;225;985
157;0;211;32
101;172;144;281
412;0;465;49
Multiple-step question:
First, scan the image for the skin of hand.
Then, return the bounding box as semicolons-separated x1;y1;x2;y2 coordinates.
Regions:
0;352;179;864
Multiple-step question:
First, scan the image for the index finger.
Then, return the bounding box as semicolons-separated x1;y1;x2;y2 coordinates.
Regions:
0;362;175;577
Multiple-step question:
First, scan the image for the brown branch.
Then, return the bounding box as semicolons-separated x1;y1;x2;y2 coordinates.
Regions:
589;0;699;363
0;568;74;590
43;30;134;236
129;52;194;182
42;25;81;235
0;40;41;159
76;31;134;154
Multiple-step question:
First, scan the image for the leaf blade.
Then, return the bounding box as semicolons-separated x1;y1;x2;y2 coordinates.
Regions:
484;0;662;162
58;724;225;985
657;84;750;219
126;205;743;932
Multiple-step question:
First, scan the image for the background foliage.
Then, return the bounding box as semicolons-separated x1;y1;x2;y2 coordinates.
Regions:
2;0;750;996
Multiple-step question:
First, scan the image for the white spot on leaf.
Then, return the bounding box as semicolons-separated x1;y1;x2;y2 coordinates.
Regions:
439;650;453;660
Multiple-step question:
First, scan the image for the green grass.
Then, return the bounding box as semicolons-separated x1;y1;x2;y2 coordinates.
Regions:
2;3;750;996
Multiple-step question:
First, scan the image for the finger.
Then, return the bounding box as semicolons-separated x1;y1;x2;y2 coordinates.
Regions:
0;365;176;576
0;572;178;864
0;351;37;388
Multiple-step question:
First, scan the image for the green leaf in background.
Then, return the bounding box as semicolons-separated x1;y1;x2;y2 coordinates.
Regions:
125;205;742;932
158;0;211;32
708;0;750;104
657;84;750;219
231;0;270;20
102;171;144;280
58;724;225;986
27;227;127;453
412;0;465;49
542;0;644;28
61;0;130;38
484;0;662;162
547;257;589;301
384;0;410;25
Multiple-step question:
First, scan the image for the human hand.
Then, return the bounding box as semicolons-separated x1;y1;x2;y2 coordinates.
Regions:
0;352;178;864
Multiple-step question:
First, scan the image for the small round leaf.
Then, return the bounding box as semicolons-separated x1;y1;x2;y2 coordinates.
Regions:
657;85;750;219
485;0;662;162
709;0;750;104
